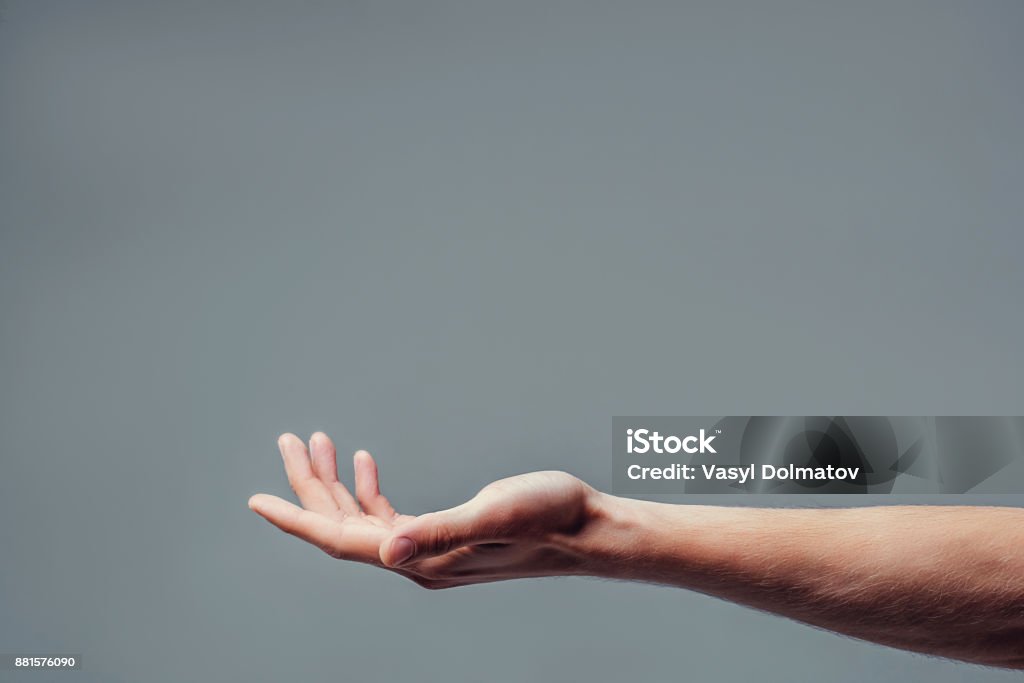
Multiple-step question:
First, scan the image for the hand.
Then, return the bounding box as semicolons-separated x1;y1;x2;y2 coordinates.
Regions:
248;433;602;589
248;433;415;564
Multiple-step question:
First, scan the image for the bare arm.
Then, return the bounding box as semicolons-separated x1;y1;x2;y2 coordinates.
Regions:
250;433;1024;668
574;497;1024;667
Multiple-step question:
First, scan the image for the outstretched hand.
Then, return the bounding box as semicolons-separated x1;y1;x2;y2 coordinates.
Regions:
249;435;1024;667
249;433;600;589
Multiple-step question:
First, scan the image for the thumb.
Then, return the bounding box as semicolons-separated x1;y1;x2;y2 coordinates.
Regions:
380;500;495;567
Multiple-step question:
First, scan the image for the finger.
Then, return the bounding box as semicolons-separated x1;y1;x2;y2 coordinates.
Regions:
248;494;384;563
277;433;338;514
379;499;499;567
353;450;398;520
309;432;360;514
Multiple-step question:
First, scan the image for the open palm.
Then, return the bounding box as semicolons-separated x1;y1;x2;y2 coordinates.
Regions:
249;433;415;565
249;433;597;589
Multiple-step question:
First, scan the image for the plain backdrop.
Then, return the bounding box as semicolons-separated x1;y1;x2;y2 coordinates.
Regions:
1;1;1023;681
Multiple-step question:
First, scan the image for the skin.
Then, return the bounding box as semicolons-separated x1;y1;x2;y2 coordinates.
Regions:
249;432;1024;669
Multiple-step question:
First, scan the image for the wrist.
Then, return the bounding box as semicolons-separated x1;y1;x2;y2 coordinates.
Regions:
569;489;742;584
566;489;666;579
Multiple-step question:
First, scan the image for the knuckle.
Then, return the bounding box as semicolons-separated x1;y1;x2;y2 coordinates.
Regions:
429;522;456;555
414;515;454;555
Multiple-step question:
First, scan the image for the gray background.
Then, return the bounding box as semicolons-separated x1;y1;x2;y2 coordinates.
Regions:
1;1;1022;681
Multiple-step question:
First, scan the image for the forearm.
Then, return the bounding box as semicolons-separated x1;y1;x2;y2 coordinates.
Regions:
572;495;1024;667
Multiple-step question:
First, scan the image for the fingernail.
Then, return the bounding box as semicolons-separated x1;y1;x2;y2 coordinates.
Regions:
389;537;416;566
